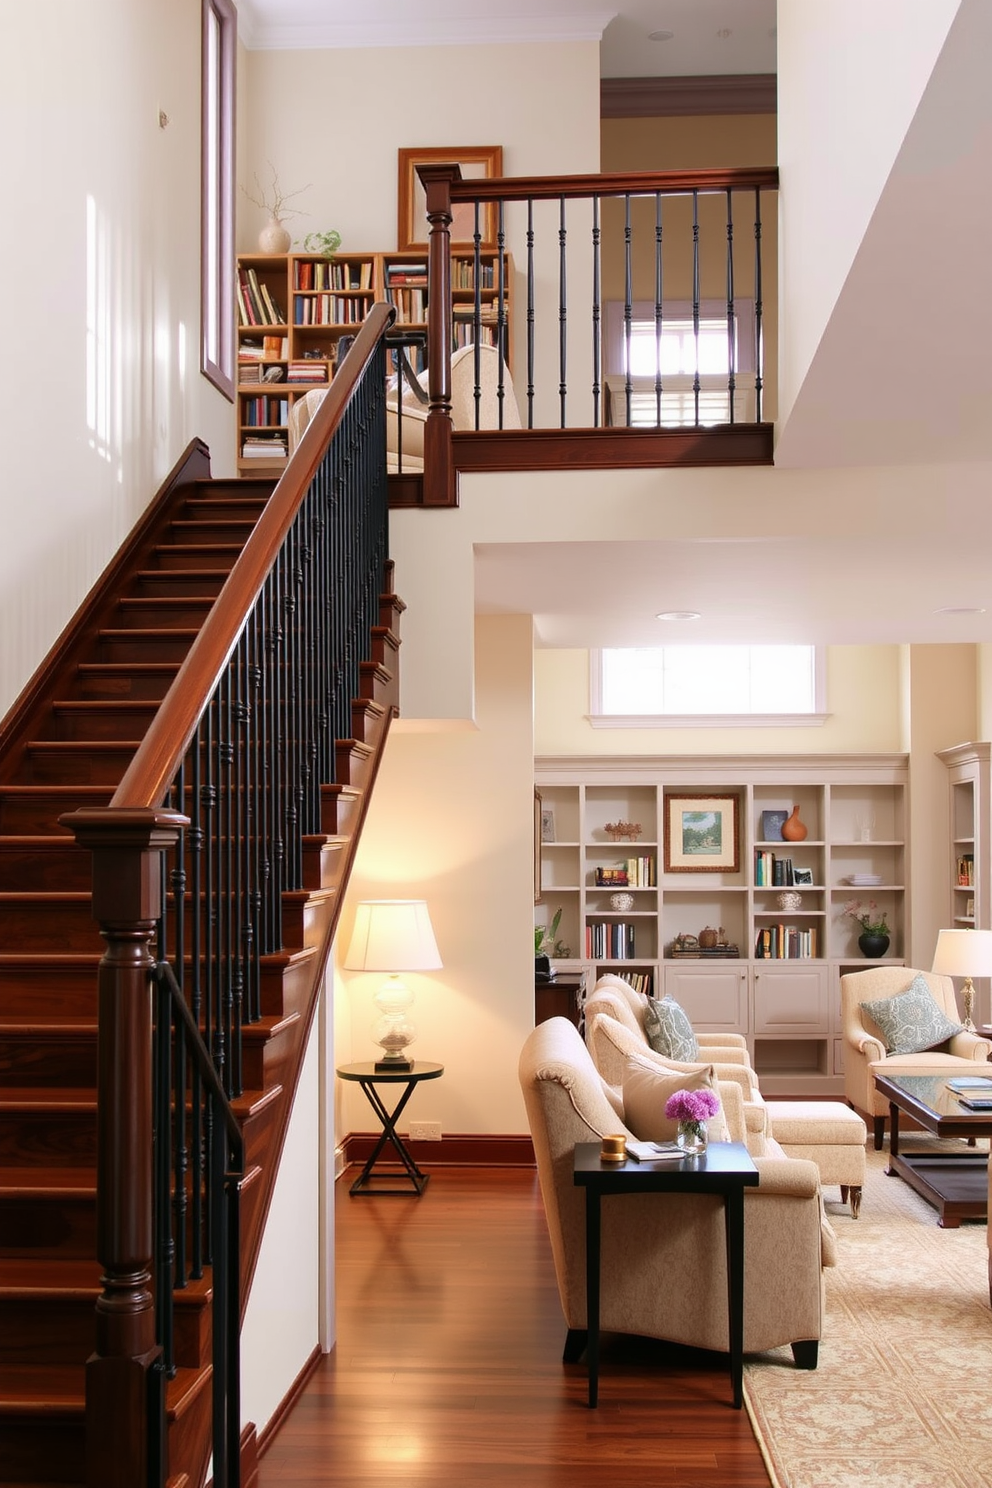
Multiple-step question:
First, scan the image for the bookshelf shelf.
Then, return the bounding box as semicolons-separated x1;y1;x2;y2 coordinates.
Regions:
535;754;909;1096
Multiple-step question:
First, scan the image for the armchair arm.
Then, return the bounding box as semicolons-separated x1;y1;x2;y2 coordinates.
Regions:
853;1031;886;1063
751;1155;820;1199
948;1032;992;1061
697;1032;748;1050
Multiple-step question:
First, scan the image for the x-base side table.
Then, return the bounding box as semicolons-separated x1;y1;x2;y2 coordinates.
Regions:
336;1061;443;1196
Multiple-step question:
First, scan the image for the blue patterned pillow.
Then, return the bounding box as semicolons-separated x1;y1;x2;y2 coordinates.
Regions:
643;996;699;1062
860;975;964;1055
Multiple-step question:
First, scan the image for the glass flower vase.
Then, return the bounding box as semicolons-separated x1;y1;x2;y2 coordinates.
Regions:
677;1120;707;1155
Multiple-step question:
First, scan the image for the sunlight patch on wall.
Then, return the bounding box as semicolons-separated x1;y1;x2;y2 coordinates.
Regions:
85;193;118;467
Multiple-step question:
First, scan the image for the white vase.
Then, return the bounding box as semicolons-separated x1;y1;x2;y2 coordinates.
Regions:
258;216;291;254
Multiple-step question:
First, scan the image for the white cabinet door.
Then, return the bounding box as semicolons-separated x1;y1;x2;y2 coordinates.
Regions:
663;963;748;1032
752;964;830;1034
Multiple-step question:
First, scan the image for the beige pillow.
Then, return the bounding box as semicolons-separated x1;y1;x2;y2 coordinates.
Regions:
621;1054;727;1143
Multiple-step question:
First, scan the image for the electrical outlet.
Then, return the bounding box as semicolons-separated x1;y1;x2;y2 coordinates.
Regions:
409;1121;442;1141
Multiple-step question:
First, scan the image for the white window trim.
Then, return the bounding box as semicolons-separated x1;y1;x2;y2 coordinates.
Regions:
604;297;758;378
587;648;828;728
201;0;236;400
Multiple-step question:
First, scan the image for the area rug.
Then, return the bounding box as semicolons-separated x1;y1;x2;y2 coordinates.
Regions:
743;1143;992;1488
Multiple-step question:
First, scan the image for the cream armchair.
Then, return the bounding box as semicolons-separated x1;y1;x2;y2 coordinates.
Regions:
588;973;751;1064
384;341;522;471
519;1017;835;1371
841;966;992;1148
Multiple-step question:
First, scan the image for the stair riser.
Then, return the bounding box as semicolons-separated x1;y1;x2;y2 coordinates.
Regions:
0;1414;84;1483
150;545;244;572
0;844;91;890
134;572;228;600
181;499;268;523
112;601;215;630
48;707;159;742
167;521;255;547
0;791;113;834
0;1293;98;1365
241;1022;298;1091
96;634;197;665
0;1036;97;1089
0;1193;96;1258
0;967;100;1018
73;666;179;700
0;902;102;954
0;1111;97;1167
20;747;137;785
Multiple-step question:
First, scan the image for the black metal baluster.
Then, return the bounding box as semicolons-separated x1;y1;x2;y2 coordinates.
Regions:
171;767;188;1288
591;195;601;427
472;203;483;428
526;198;535;428
754;187;764;423
692;189;701;426
496;200;506;428
655;192;664;428
726;188;737;423
189;720;205;1277
152;969;174;1374
558;196;567;427
623;193;633;427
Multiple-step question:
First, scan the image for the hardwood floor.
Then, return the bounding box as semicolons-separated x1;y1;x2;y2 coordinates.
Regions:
256;1164;770;1486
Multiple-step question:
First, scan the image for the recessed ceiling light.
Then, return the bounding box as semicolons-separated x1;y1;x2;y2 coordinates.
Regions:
716;27;732;39
933;605;987;616
648;29;674;41
656;609;701;621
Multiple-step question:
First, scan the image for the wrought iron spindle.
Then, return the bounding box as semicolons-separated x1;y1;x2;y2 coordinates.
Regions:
591;195;601;427
725;189;737;423
526;198;535;428
692;189;701;425
472;204;483;428
496;200;507;428
558;196;567;427
754;187;764;423
654;192;664;427
623;193;633;427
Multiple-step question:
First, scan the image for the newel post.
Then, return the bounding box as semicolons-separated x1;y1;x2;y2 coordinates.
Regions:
61;806;187;1488
418;162;459;507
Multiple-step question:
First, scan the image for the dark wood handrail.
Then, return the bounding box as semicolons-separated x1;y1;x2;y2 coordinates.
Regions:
111;302;395;811
449;164;779;204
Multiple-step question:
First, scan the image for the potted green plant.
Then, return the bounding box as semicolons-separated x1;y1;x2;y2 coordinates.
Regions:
301;230;342;258
535;907;570;961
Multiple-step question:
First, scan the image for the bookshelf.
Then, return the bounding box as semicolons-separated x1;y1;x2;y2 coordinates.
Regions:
534;754;910;1096
235;248;514;473
938;743;991;1025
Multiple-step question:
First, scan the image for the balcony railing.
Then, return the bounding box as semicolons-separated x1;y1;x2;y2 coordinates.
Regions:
388;164;778;505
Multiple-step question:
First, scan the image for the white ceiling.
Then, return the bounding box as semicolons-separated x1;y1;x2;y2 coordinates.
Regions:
237;2;992;653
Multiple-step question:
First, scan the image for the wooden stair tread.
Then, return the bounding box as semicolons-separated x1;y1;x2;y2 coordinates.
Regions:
0;1257;102;1294
241;1010;300;1043
0;953;100;967
0;1019;97;1033
0;1090;97;1111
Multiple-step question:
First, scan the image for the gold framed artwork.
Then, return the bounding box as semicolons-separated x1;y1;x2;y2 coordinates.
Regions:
664;794;740;873
534;789;543;903
397;145;503;252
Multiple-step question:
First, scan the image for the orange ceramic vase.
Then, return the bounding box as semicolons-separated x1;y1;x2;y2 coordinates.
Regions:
780;804;808;842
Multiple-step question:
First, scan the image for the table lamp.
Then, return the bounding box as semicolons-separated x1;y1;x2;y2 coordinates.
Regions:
931;928;992;1031
343;899;442;1071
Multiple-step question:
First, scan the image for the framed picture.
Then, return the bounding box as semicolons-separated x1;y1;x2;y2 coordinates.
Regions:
534;790;542;904
664;794;740;873
541;807;556;844
792;867;814;887
397;145;503;252
761;809;788;842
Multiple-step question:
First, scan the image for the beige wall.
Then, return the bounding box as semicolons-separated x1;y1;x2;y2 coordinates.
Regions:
335;614;536;1136
0;0;236;717
534;645;903;755
601;113;779;421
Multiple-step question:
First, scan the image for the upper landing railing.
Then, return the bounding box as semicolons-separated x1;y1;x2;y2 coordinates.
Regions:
404;163;779;505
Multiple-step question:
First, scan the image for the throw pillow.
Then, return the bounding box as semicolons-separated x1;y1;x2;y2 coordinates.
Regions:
643;995;699;1062
621;1054;726;1143
860;974;965;1055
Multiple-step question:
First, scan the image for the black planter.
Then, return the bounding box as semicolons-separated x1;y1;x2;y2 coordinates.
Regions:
858;932;890;958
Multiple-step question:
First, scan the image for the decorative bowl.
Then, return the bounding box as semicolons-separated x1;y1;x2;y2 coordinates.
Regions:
609;892;635;912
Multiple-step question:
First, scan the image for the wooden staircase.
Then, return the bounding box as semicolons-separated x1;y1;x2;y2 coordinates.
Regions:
0;442;401;1488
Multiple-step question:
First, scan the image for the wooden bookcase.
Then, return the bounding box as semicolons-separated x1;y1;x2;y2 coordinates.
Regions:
235;248;514;473
938;742;992;1024
534;753;910;1096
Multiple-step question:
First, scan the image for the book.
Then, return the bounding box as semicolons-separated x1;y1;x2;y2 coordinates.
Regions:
624;1140;683;1163
946;1077;992;1091
957;1097;992;1110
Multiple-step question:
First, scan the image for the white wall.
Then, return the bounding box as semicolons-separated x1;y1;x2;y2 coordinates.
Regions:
0;0;235;715
776;0;960;430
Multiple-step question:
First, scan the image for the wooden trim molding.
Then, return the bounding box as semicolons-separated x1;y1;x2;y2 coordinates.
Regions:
256;1344;322;1459
601;74;777;118
342;1132;536;1167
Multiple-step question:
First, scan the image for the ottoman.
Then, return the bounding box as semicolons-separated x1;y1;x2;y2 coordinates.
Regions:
768;1101;868;1218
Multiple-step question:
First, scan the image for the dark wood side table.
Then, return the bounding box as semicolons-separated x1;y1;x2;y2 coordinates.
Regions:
874;1070;991;1226
534;974;585;1031
573;1140;759;1408
336;1061;443;1196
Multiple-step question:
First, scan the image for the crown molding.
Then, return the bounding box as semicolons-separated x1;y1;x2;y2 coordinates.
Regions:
601;73;777;117
236;4;612;52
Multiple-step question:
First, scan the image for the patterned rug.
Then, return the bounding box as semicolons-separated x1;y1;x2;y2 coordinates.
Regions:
743;1142;992;1488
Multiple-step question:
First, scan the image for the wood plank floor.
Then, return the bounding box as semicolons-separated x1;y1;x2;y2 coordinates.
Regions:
256;1164;771;1486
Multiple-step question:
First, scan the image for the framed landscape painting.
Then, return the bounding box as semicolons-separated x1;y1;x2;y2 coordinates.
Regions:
664;794;740;873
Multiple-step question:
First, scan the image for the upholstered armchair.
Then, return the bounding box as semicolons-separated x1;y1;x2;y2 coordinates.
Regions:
588;973;751;1063
518;1017;835;1370
840;966;992;1148
586;1003;771;1155
384;341;522;471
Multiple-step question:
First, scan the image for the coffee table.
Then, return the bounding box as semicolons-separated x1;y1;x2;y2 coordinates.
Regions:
873;1071;992;1227
573;1140;759;1408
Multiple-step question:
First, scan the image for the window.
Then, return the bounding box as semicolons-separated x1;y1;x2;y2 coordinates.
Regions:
604;299;758;427
201;0;236;399
591;646;826;727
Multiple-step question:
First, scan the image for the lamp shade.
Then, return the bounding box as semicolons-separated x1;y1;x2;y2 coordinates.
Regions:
931;928;992;979
344;900;442;973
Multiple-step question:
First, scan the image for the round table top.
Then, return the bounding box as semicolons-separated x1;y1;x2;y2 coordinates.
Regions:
336;1060;444;1083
